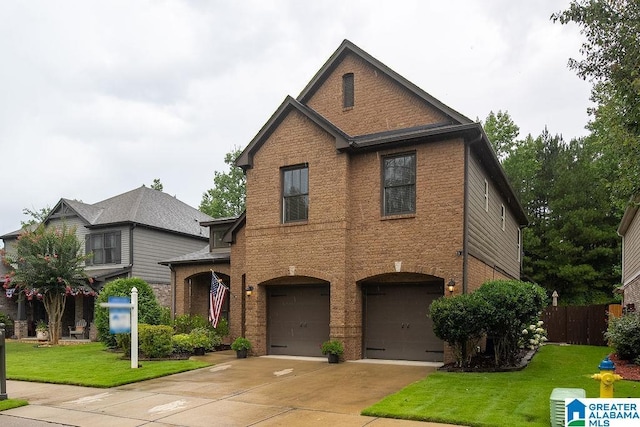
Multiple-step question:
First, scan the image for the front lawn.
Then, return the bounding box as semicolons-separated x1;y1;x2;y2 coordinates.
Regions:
5;341;211;388
363;345;640;427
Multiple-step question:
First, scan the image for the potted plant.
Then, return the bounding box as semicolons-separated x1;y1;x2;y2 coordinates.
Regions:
230;337;251;358
189;327;211;356
321;339;344;363
35;319;49;341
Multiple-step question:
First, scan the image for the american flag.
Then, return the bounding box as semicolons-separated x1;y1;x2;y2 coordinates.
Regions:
209;271;228;328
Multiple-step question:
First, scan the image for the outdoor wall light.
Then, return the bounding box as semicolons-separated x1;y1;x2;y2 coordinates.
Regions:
447;279;456;294
245;286;254;297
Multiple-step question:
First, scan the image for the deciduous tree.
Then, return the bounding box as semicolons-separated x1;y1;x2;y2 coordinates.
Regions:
200;147;246;218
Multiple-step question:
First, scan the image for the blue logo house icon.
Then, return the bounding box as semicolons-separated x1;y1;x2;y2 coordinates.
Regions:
566;399;587;426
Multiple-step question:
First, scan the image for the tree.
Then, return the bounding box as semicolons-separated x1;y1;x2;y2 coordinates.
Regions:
482;110;520;160
200;147;246;218
553;0;640;198
2;224;90;344
150;179;163;191
21;206;51;228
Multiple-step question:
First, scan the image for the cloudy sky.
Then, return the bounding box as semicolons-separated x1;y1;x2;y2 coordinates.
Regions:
0;0;592;236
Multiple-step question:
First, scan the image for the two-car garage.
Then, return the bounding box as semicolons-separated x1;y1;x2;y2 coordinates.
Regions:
266;279;444;361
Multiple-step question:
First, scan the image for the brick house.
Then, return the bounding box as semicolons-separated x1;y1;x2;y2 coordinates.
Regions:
617;195;640;311
172;40;527;362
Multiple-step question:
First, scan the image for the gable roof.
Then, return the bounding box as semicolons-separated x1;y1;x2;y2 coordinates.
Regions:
298;39;472;125
35;186;211;239
236;96;350;170
234;40;527;226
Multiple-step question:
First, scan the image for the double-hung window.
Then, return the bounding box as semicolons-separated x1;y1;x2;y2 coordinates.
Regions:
383;153;416;216
282;165;309;223
86;231;121;265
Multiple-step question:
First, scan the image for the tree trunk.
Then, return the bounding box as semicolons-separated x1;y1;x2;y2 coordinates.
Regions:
43;292;67;344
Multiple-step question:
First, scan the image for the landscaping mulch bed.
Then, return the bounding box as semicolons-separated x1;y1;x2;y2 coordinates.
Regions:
609;353;640;381
438;349;536;373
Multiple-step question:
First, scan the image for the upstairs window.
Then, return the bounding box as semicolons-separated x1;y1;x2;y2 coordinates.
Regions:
343;73;354;109
282;165;309;223
212;229;230;248
86;231;121;265
383;153;416;216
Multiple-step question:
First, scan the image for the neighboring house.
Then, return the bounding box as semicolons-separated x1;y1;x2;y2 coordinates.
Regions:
617;195;640;311
171;40;527;363
1;185;212;338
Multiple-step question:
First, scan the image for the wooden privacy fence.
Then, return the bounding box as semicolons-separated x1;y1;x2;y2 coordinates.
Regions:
542;304;621;346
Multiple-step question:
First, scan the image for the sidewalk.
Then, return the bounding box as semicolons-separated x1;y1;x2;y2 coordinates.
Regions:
1;351;461;426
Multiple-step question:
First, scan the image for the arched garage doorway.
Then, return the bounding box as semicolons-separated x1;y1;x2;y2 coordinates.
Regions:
265;276;330;357
361;273;444;362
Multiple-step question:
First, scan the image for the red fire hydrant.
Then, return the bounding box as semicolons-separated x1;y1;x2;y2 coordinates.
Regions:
591;357;622;398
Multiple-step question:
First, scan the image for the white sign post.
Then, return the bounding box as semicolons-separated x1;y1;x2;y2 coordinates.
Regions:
100;287;139;369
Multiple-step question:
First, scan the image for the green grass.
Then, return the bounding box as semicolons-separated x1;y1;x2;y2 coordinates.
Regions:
0;399;29;411
363;345;640;427
5;341;211;388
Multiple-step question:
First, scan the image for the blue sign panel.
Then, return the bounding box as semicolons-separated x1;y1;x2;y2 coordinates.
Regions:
108;296;131;334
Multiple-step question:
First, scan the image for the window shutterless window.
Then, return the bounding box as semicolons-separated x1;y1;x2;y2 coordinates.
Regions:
85;231;121;265
383;153;416;216
343;73;354;109
282;165;309;223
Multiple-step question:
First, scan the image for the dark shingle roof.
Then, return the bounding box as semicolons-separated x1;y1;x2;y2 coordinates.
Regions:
82;186;212;237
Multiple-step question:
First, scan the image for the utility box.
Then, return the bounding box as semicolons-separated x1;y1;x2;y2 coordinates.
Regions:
550;388;586;427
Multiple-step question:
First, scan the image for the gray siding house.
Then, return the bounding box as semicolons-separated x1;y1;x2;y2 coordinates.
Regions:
1;185;212;338
618;195;640;311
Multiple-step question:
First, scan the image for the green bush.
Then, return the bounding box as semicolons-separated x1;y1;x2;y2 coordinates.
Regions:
475;280;548;366
172;333;195;354
214;317;229;338
158;306;172;326
173;314;210;334
94;278;163;347
231;337;251;351
138;324;173;359
605;312;640;361
429;293;490;367
116;333;131;356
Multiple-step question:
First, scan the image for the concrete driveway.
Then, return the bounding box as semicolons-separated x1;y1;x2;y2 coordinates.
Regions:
1;351;460;426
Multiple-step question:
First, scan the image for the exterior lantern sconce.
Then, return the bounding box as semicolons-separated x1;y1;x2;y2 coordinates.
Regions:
246;286;254;297
447;279;456;294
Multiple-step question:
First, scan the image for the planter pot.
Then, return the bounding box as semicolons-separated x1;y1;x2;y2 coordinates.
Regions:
236;349;248;359
36;330;49;341
193;347;205;356
327;353;340;364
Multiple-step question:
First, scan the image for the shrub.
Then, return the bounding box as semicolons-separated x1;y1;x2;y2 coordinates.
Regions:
475;280;548;366
173;314;210;334
231;337;252;351
158;306;172;326
116;333;131;356
138;324;173;358
605;312;640;361
214;317;229;338
94;278;163;347
320;340;344;356
172;333;195;354
429;293;490;367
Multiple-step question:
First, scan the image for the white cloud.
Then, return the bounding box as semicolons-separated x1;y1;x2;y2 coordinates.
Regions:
0;0;593;235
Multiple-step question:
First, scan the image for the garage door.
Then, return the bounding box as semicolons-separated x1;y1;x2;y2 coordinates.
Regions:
363;284;443;362
267;285;329;357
